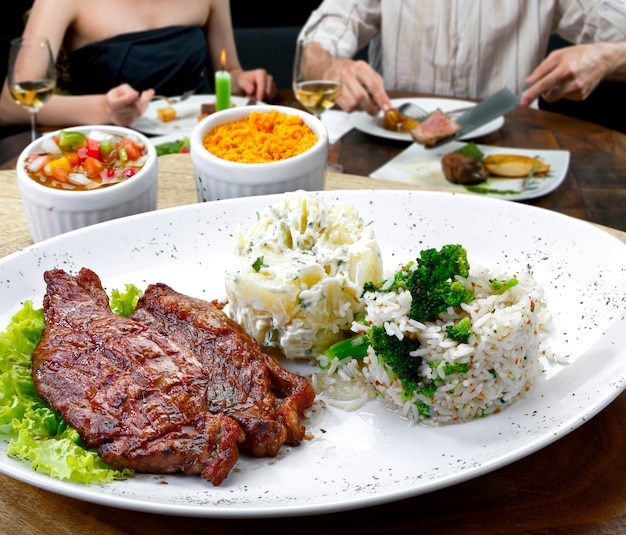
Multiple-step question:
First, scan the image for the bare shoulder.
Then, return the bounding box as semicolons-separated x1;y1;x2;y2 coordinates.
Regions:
65;0;212;48
30;0;82;18
23;0;82;51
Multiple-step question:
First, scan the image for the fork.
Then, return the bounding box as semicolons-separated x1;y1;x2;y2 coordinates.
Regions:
398;102;473;122
152;89;196;105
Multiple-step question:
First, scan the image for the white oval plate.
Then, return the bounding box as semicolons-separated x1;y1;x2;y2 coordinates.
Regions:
131;95;250;136
350;97;505;141
1;191;625;518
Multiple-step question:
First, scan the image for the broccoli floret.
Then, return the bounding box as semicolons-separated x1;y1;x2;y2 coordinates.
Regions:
406;244;474;322
414;382;438;417
323;244;476;404
362;245;473;318
445;317;474;343
361;261;414;296
489;277;519;294
321;325;422;392
362;281;377;294
368;326;422;391
430;360;470;375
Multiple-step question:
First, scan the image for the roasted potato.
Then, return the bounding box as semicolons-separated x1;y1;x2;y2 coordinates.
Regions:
399;117;419;131
483;154;550;177
383;108;419;132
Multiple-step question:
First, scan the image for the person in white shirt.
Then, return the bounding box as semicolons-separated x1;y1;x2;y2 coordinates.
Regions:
298;0;626;115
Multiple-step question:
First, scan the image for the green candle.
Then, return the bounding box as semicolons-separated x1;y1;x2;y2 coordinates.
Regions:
215;70;231;111
215;49;231;111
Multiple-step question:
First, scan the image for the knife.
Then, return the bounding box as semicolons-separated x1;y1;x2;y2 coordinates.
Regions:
426;88;522;149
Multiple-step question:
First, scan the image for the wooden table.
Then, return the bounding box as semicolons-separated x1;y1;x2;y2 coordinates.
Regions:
1;96;625;534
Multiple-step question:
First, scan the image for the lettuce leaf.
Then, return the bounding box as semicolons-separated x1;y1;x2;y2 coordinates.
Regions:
0;285;142;484
154;136;190;156
8;405;132;484
110;283;143;317
0;302;44;430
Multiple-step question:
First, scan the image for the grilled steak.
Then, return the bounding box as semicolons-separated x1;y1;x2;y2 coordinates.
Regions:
32;268;315;485
131;282;316;457
441;150;489;185
410;108;461;147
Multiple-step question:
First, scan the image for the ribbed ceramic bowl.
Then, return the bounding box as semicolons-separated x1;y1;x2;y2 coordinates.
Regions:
190;104;328;201
17;125;158;243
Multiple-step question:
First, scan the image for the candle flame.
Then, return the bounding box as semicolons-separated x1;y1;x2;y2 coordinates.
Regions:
220;49;226;70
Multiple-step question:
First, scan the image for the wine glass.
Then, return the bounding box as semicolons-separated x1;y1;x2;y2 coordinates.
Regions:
293;38;343;172
7;36;57;142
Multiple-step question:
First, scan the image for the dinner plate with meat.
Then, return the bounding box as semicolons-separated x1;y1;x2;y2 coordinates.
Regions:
370;141;569;201
0;190;624;517
350;97;505;141
131;95;250;136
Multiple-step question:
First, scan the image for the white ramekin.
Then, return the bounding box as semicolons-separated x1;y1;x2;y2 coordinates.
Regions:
16;125;158;243
190;104;328;202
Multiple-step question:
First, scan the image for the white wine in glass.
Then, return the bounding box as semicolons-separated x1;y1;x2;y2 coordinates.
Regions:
7;36;57;142
295;80;341;116
293;39;342;171
293;39;342;118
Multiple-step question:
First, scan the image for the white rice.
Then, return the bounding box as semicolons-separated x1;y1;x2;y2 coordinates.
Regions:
313;264;553;424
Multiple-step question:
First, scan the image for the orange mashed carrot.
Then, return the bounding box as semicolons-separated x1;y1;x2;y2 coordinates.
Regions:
202;109;318;163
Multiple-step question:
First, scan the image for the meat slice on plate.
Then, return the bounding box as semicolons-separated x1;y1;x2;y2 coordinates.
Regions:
410;108;461;147
32;268;244;485
32;268;315;485
441;150;488;185
131;283;316;457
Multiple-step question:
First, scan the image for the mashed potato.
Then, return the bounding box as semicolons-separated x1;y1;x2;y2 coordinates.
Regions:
224;190;383;359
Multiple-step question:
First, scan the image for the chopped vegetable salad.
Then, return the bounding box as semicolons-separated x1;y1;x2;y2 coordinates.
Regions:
24;129;149;191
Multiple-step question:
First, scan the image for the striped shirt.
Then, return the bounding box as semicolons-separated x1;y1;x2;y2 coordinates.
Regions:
299;0;626;99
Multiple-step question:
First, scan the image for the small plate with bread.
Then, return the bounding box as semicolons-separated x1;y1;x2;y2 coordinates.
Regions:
131;95;250;136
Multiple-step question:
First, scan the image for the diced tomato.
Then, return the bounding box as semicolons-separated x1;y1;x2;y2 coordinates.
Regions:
117;137;142;161
52;166;71;182
180;145;190;153
122;168;139;178
83;156;105;178
86;138;101;160
77;146;88;163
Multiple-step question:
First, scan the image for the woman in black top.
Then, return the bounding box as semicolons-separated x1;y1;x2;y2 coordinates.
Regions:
0;0;276;128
